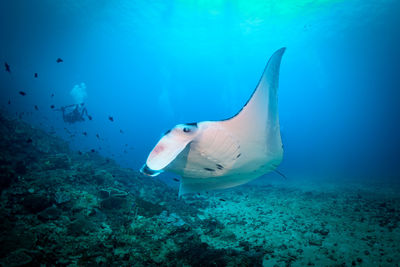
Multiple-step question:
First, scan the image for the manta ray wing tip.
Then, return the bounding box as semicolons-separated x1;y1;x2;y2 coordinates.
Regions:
277;47;286;54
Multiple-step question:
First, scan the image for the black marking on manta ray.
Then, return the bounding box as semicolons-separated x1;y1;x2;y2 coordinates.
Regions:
216;164;224;170
164;129;171;135
185;122;198;127
204;168;215;172
213;47;286;122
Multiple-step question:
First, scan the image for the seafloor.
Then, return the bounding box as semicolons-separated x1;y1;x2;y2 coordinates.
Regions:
0;112;399;266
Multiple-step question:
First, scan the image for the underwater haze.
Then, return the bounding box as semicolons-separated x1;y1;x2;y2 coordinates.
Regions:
1;0;400;266
1;0;400;180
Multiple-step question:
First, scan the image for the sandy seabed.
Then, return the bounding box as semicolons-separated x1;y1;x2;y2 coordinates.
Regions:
193;178;400;266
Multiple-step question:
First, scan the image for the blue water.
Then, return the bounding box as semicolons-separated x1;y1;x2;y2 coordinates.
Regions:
1;0;399;182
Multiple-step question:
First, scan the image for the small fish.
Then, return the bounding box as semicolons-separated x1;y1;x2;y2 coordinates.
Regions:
120;129;124;134
50;105;55;109
51;93;54;98
219;198;226;202
19;91;26;96
78;151;83;155
34;105;39;111
108;116;114;122
8;99;10;105
56;58;63;63
88;115;92;120
173;178;180;182
90;149;95;153
83;132;87;136
4;62;11;73
34;73;38;78
125;144;128;147
96;133;100;139
26;138;33;143
123;150;127;153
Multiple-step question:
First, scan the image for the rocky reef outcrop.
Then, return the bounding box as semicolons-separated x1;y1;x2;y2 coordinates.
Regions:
0;113;261;266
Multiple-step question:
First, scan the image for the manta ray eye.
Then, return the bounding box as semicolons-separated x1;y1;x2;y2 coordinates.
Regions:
183;127;191;133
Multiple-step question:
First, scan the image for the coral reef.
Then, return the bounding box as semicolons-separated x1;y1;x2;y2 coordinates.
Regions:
0;113;260;266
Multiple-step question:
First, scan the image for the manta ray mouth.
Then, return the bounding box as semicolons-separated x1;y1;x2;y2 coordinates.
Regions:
140;164;163;177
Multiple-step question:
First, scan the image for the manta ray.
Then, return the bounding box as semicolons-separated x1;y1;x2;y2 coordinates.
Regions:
141;48;286;196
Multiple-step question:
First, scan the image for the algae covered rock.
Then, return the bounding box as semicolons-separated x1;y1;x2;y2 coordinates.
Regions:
99;188;129;210
68;217;97;236
135;197;164;217
43;153;70;170
54;190;71;205
38;206;61;221
100;196;127;210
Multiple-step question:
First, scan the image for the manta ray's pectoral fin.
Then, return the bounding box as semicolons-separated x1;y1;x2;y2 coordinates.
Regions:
222;48;286;157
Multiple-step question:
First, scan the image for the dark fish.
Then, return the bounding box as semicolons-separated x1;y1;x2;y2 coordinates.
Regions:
90;149;95;153
50;105;55;109
83;132;87;136
125;144;128;147
108;116;114;122
34;73;38;78
219;198;226;202
274;169;287;179
123;150;127;153
120;129;124;134
34;105;39;111
56;58;63;63
5;62;11;73
96;133;100;139
51;93;54;98
173;178;179;182
88;115;92;120
26;138;32;143
19;91;26;96
78;151;83;155
8;99;10;104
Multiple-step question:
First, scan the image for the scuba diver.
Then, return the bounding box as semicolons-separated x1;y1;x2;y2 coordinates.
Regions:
57;103;90;124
